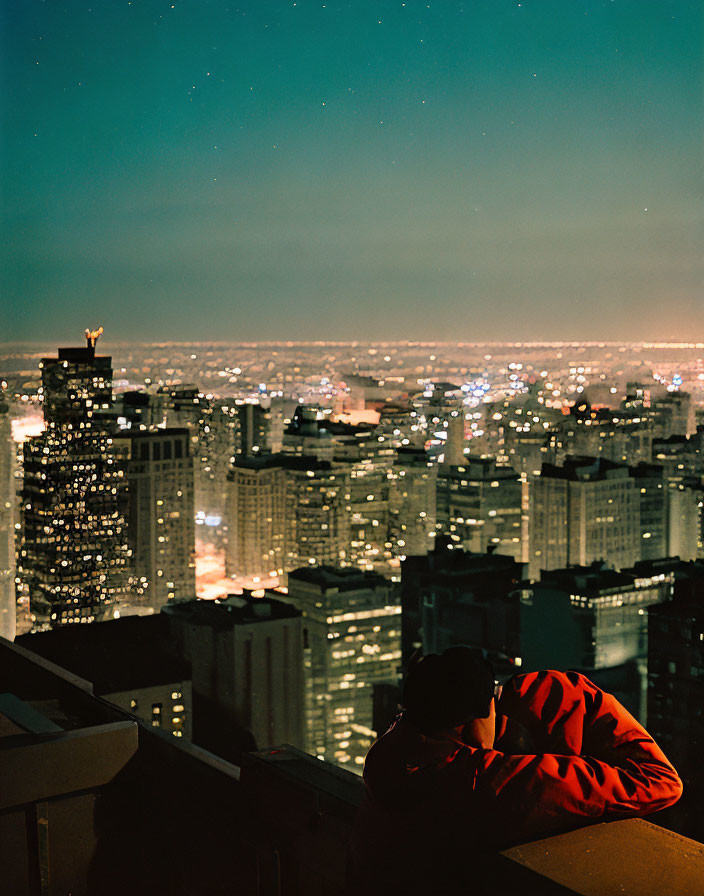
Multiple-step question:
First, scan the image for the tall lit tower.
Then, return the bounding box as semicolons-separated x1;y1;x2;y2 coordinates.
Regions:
19;329;129;629
283;566;400;772
122;428;196;611
0;396;16;640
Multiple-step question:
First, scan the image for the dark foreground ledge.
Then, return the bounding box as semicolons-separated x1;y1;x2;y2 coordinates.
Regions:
243;746;704;896
1;635;703;895
496;819;704;896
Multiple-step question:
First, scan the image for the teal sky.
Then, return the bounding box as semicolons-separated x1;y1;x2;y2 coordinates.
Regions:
2;1;702;343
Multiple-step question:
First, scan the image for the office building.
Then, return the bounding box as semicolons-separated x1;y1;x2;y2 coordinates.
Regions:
667;480;702;562
651;392;696;438
121;428;196;611
647;560;704;842
652;434;702;481
0;399;16;640
484;385;560;472
521;563;673;720
281;405;334;461
236;400;272;459
530;457;641;578
16;614;192;737
401;541;526;679
163;593;305;760
108;389;163;433
225;454;350;582
549;405;653;468
283;566;400;771
387;447;437;559
630;463;668;561
437;458;526;563
375;400;424;449
284;456;351;572
160;386;236;545
19;338;129;629
226;458;287;580
410;382;466;464
342;438;395;575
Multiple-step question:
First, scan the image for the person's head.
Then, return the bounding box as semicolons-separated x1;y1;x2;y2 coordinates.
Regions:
402;647;496;746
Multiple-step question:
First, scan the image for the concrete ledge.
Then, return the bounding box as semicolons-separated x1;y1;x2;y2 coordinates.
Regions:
498;818;704;896
0;721;139;810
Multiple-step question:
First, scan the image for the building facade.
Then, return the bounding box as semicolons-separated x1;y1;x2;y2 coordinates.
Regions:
282;566;401;772
163;594;305;759
16;614;192;738
225;454;350;583
530;457;641;578
387;447;437;559
647;562;704;841
122;428;196;611
0;399;16;640
401;541;526;680
20;343;129;629
521;563;673;720
436;457;525;562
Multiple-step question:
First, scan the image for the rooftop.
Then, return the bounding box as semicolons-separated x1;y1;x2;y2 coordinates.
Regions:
162;593;302;629
538;564;646;594
629;556;704;580
649;591;704;623
287;564;390;592
127;426;190;439
231;452;336;473
541;456;631;481
50;346;110;365
403;541;525;575
15;615;190;694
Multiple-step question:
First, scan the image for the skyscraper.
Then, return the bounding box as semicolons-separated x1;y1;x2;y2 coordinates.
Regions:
236;400;272;459
19;335;129;629
436;457;525;562
163;593;305;760
387;447;437;559
522;563;673;720
0;398;16;640
121;428;196;611
530;457;641;578
225;457;287;580
284;456;351;573
630;463;668;561
343;438;394;575
225;454;350;583
159;386;237;546
401;540;526;679
282;566;400;771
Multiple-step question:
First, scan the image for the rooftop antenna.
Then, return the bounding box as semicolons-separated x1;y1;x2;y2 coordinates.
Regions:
85;326;104;349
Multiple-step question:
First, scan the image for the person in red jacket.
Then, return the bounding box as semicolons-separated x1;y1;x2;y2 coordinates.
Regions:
347;647;682;895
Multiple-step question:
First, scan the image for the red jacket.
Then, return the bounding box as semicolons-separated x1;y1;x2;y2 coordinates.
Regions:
347;670;682;893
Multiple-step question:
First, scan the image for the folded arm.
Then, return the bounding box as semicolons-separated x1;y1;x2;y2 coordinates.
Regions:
470;671;682;841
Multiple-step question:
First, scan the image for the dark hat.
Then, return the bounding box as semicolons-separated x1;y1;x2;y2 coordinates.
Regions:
403;646;494;733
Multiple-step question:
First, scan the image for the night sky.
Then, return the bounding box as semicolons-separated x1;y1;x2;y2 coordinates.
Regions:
2;1;702;343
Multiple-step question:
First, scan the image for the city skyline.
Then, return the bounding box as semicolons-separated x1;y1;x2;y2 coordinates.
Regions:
3;1;703;343
4;327;704;843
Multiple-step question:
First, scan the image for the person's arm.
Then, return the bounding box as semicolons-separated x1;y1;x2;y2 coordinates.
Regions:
469;670;682;842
